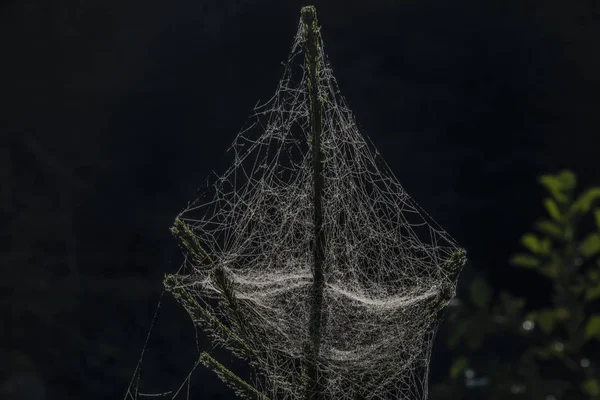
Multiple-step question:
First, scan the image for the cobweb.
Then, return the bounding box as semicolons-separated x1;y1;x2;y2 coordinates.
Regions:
126;13;465;400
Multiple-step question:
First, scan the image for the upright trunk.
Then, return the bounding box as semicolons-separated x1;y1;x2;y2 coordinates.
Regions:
301;5;326;400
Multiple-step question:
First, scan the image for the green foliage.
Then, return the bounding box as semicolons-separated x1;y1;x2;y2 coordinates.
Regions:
431;170;600;400
539;170;576;203
583;379;600;397
581;234;600;259
585;316;600;340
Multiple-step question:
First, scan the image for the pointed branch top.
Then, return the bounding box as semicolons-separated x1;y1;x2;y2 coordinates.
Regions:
301;5;318;27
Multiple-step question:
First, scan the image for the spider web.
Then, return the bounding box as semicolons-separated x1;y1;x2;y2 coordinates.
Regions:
125;13;465;400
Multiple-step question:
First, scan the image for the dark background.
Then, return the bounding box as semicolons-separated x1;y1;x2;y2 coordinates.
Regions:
2;0;599;399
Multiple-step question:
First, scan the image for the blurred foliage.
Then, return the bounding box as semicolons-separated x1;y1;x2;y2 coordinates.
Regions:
430;170;600;399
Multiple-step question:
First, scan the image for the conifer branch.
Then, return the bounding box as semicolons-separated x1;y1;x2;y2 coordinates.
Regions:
170;217;214;267
212;266;261;343
199;352;270;400
444;248;467;277
168;216;277;388
427;248;468;313
164;275;256;363
169;217;259;344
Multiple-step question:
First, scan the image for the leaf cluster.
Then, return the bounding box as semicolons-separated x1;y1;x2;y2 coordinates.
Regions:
431;170;600;400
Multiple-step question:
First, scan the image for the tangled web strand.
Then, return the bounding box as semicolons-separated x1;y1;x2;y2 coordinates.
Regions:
164;10;465;400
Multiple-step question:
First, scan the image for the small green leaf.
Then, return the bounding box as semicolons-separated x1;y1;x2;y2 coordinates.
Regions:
510;254;541;268
580;233;600;259
541;238;552;254
521;233;543;254
535;220;563;239
450;356;469;379
543;198;561;221
557;170;577;189
539;171;575;203
572;188;600;214
469;278;492;309
582;379;600;396
538;310;556;335
584;315;600;340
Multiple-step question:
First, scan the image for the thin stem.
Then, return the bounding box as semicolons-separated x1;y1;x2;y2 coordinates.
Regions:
301;5;327;400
